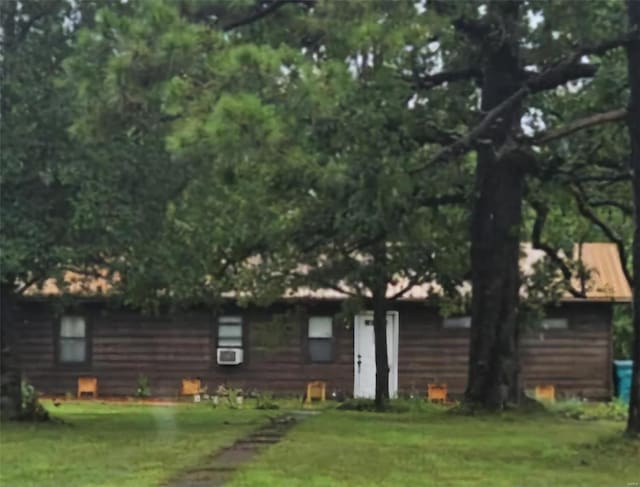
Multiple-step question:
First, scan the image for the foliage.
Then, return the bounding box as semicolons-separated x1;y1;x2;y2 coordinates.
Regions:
134;375;151;398
613;304;634;359
214;384;244;409
227;388;244;409
336;398;446;414
1;0;89;287
61;0;472;305
6;0;636;419
251;310;303;354
18;380;49;422
548;399;629;422
255;392;279;410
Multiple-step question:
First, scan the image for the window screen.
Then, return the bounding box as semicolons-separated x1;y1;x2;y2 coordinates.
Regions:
308;317;333;362
59;316;87;363
218;317;243;347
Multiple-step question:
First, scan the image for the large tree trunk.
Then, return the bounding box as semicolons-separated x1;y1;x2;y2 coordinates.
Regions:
626;0;640;436
1;281;22;421
372;281;390;410
465;0;525;409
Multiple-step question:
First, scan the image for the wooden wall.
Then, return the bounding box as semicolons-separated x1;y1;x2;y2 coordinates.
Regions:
15;299;613;399
397;302;613;399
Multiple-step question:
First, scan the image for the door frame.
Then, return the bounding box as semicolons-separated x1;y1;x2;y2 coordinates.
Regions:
353;311;399;398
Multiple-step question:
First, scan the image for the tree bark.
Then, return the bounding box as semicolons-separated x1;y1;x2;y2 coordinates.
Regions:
465;0;525;409
367;242;391;411
372;280;390;410
1;281;22;421
625;0;640;436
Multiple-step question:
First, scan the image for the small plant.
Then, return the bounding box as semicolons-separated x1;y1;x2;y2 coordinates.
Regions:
256;392;279;410
135;374;151;398
214;384;244;408
548;398;628;421
226;388;244;408
19;380;49;421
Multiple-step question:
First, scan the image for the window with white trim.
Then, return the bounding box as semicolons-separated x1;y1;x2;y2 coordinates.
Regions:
218;316;243;347
59;316;87;363
308;317;333;362
443;316;471;329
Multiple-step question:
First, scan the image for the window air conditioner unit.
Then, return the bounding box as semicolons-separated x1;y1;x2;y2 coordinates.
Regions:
217;348;243;365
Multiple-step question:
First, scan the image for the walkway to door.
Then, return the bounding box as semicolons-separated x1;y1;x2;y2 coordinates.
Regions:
162;411;317;487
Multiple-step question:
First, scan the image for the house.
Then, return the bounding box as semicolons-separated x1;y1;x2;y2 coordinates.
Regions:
14;243;631;400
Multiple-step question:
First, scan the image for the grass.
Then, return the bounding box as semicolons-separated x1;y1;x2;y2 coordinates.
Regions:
2;399;638;487
230;401;640;487
0;400;274;487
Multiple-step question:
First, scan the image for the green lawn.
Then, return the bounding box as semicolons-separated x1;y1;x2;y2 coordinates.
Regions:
2;401;639;487
0;401;272;487
230;406;640;487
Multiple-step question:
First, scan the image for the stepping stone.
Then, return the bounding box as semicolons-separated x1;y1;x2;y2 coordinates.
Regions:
163;412;314;487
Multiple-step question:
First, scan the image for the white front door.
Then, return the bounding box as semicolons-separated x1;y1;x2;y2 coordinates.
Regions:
353;312;399;398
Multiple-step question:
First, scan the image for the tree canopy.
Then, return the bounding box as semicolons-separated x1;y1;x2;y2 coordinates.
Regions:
1;0;638;424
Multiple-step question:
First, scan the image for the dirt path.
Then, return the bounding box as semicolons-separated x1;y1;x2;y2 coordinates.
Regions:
162;411;316;487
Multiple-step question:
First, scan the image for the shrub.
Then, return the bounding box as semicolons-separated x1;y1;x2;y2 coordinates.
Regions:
226;387;243;409
337;398;445;413
336;399;379;411
255;392;279;410
19;380;49;421
135;375;151;398
548;398;628;421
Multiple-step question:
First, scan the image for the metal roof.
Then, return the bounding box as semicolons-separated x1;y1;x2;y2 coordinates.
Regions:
25;242;631;303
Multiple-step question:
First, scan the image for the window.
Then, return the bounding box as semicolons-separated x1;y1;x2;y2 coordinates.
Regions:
443;316;471;329
59;316;87;363
308;317;333;362
218;316;243;348
541;318;568;330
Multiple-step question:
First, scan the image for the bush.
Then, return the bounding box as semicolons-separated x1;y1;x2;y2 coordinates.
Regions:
548;398;628;421
337;398;446;413
215;386;243;409
255;392;279;410
19;380;49;421
135;374;151;398
337;399;381;411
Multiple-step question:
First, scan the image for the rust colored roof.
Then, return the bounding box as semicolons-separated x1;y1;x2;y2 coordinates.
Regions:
25;270;117;297
564;243;630;301
25;242;631;302
520;242;631;302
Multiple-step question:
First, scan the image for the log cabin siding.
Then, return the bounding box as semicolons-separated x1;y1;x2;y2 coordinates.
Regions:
15;300;613;399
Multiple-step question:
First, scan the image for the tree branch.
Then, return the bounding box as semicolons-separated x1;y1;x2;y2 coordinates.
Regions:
587;199;634;215
409;86;529;175
417;192;467;207
571;185;633;286
524;32;635;93
15;275;44;296
577;32;637;57
388;274;424;301
530;200;586;298
530;108;627;145
409;67;482;91
526;63;598;93
182;0;314;31
452;16;492;39
407;33;632;176
223;0;313;31
14;7;56;46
